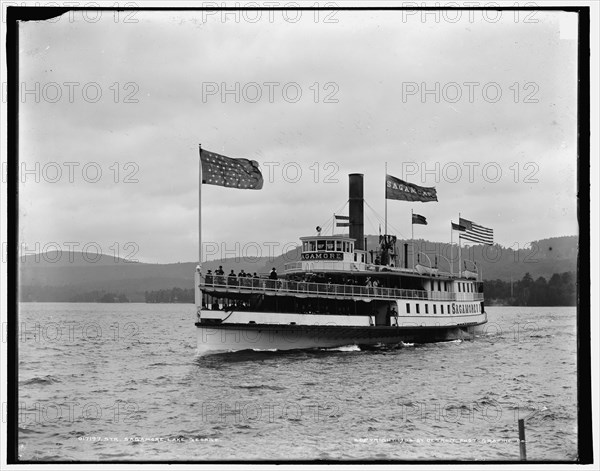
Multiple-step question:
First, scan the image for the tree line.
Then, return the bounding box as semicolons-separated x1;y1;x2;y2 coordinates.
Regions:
144;287;195;303
484;271;576;306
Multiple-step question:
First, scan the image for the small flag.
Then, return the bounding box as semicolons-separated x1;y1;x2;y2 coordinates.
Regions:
335;214;350;227
459;217;494;245
412;213;427;225
451;222;466;232
386;174;437;202
200;148;263;189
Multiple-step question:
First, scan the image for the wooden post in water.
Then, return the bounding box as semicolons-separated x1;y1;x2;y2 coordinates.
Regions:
518;418;527;460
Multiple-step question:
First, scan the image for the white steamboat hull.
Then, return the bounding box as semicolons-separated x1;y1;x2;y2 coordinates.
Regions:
195;310;487;355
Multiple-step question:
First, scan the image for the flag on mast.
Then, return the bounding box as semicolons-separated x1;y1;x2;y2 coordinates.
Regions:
451;222;466;232
386;174;437;202
412;213;427;225
200;148;264;189
335;214;350;227
458;217;494;245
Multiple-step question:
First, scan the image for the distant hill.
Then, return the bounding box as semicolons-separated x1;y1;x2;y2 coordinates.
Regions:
257;235;578;281
18;236;577;302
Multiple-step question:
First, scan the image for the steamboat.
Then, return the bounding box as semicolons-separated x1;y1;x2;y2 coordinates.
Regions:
194;173;487;354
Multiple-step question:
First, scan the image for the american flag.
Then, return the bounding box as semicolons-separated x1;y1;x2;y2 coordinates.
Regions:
459;217;494;245
200;148;264;190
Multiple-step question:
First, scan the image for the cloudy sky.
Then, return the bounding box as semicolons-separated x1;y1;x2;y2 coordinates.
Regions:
18;7;579;264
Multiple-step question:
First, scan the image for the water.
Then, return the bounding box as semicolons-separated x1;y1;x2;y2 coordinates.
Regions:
17;303;578;461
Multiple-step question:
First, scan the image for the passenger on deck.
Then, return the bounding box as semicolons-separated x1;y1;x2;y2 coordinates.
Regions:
269;268;278;280
253;272;259;278
228;270;237;285
205;270;213;285
215;266;225;285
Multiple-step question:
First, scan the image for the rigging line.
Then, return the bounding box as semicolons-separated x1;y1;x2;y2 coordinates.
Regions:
364;199;408;239
363;199;388;230
364;211;379;237
319;199;349;234
363;199;386;225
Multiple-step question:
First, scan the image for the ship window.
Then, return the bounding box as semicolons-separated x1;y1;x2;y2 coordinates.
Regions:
448;304;450;313
354;253;357;262
416;304;420;314
425;304;429;314
406;303;410;314
433;305;437;314
326;240;334;251
317;240;326;251
437;281;440;291
309;240;316;252
336;240;342;251
441;305;444;314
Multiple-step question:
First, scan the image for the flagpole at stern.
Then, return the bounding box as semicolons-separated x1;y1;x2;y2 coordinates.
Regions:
458;212;462;279
450;222;454;276
411;208;414;268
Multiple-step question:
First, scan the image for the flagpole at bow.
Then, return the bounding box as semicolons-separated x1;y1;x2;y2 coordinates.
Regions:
196;144;203;319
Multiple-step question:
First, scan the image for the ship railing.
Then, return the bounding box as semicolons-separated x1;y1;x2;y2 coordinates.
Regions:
201;276;484;302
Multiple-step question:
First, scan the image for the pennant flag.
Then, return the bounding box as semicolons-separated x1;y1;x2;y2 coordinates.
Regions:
386;174;437;202
335;214;350;227
451;222;466;232
200;148;264;189
412;213;427;225
459;217;494;245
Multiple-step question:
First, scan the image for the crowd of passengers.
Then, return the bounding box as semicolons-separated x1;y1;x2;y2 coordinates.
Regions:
204;266;279;285
203;266;395;290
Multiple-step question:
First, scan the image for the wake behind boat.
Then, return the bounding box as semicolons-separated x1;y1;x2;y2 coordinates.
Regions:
193;148;489;355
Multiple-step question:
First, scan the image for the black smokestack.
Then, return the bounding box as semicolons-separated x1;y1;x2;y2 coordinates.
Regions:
349;174;364;251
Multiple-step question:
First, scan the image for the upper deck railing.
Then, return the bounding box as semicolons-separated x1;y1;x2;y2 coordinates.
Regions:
201;276;484;302
284;260;479;280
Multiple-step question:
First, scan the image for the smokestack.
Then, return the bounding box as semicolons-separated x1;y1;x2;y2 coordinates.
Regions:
349;174;364;251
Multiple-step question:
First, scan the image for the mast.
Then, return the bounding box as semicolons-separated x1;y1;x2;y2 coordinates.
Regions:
384;162;388;237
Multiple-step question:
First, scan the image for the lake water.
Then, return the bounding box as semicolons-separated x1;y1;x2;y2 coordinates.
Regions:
16;303;578;462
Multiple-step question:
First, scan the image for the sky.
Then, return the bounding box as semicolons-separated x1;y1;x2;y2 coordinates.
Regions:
16;7;580;264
